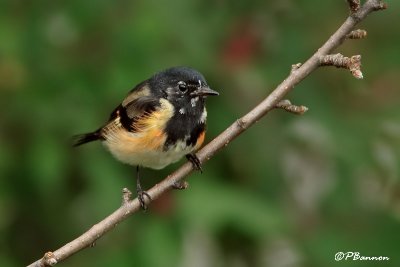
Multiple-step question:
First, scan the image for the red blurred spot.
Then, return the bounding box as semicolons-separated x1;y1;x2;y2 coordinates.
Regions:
221;20;262;67
151;190;175;216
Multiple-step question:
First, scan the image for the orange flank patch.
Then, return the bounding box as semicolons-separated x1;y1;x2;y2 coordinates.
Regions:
194;131;206;150
103;121;168;167
138;128;166;150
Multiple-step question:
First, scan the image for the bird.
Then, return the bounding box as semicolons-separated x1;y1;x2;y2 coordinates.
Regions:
74;66;219;209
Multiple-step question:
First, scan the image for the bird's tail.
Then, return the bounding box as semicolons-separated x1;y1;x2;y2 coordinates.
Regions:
73;130;102;147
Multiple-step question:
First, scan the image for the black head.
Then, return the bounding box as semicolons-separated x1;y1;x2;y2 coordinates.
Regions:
149;67;218;114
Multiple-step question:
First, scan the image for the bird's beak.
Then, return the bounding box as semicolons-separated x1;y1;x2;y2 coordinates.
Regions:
191;86;219;97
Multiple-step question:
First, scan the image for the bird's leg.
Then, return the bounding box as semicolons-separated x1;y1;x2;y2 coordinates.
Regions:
186;153;203;173
136;166;152;210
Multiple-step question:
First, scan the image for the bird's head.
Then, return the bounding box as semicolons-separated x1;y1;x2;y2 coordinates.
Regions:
150;66;219;114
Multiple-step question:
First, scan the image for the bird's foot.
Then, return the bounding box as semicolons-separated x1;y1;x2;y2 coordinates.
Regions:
186;153;203;173
137;187;152;210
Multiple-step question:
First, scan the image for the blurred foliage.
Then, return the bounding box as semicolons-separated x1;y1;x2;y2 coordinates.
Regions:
1;0;400;266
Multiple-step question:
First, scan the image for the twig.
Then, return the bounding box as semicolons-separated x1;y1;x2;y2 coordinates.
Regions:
320;53;363;79
275;100;308;115
346;29;367;39
121;188;132;205
291;63;302;74
373;1;387;10
41;252;57;267
172;180;190;190
27;1;386;266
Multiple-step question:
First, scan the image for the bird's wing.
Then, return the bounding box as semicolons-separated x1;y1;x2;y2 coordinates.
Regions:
106;81;160;130
124;96;160;118
117;96;161;132
105;81;174;135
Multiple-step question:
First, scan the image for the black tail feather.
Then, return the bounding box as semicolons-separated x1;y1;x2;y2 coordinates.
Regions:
73;130;102;147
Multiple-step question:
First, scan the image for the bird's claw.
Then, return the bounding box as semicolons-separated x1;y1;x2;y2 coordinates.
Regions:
186;153;203;173
137;189;152;210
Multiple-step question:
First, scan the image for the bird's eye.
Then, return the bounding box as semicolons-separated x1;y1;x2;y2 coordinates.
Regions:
178;81;187;92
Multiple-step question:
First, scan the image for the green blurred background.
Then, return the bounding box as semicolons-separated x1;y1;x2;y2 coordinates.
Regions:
1;0;400;266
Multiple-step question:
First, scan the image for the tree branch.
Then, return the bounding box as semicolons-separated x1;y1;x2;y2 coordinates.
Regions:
27;1;386;266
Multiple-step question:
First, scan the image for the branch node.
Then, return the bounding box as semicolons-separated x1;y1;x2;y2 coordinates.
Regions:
291;63;302;74
346;29;367;39
275;100;308;115
236;118;247;130
172;180;189;190
41;252;57;267
320;53;363;79
121;188;132;205
347;0;360;13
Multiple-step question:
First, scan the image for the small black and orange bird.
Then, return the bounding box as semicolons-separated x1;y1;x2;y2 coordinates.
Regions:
74;67;218;209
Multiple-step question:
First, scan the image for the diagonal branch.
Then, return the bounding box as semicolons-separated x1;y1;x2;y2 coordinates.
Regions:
27;0;386;266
